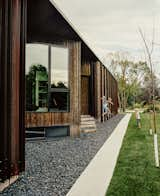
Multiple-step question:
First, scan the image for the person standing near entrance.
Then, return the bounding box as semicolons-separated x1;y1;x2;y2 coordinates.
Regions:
102;96;108;114
102;96;113;120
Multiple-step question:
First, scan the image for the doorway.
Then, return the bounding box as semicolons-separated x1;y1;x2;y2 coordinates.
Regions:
81;76;90;115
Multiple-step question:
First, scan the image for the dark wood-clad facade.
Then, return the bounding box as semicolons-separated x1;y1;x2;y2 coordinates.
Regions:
0;0;118;187
25;41;81;136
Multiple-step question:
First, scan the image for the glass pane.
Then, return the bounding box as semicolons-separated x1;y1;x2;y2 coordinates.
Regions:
49;92;68;111
25;44;48;112
45;126;69;138
51;47;69;88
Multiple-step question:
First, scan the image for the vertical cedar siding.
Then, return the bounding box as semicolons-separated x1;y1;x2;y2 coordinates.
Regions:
89;62;95;116
69;42;81;136
0;0;118;184
25;41;81;137
97;64;118;119
94;61;101;121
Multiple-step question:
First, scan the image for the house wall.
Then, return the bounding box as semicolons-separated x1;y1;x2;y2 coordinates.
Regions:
81;62;91;76
0;0;119;186
25;41;81;136
94;61;101;121
80;60;118;122
94;63;118;121
81;62;91;115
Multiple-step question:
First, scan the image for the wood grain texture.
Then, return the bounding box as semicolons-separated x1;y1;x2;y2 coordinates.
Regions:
94;61;101;121
25;41;81;136
81;76;89;115
69;41;81;136
81;62;91;76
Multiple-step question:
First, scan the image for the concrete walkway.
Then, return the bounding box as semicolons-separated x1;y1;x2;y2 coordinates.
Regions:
67;113;132;196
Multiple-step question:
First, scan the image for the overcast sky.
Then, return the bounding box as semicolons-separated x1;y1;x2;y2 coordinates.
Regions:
52;0;160;75
26;44;69;85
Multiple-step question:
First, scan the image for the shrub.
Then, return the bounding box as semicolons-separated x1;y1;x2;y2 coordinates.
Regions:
133;103;141;109
140;101;147;108
143;105;160;113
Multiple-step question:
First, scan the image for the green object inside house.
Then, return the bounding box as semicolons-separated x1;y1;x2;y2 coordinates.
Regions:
35;70;48;111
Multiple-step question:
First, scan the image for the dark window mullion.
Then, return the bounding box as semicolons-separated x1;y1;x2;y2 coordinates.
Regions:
48;45;51;111
50;88;69;93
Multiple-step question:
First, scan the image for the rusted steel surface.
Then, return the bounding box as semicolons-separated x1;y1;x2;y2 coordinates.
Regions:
0;0;10;182
19;0;26;173
0;0;25;182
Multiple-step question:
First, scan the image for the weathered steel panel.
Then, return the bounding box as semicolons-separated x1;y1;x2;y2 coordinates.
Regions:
0;0;25;182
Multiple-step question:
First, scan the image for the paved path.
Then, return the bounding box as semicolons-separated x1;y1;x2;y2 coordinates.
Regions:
67;113;132;196
2;114;124;196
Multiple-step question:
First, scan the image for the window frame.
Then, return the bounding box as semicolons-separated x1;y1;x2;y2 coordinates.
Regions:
25;43;70;113
48;45;70;112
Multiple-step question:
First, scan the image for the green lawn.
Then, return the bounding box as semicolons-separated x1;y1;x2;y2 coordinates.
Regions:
106;113;160;196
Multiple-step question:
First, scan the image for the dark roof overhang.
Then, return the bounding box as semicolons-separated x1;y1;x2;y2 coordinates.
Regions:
27;0;98;62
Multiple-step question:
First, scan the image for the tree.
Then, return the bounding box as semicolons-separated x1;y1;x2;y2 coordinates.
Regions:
139;73;159;104
26;64;48;111
108;52;149;112
139;27;159;167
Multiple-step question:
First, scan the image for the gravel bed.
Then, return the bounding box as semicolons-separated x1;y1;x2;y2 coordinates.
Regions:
1;114;125;196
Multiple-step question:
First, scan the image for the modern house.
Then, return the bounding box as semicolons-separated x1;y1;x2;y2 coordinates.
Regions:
0;0;118;189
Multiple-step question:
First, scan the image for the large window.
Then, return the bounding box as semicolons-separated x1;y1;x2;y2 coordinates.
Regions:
50;47;68;88
25;44;69;112
49;46;69;111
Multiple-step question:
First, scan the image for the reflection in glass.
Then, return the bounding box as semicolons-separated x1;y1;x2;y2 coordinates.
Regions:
25;44;48;111
51;47;69;88
49;92;68;111
25;44;70;112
